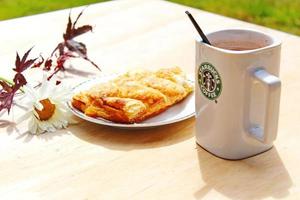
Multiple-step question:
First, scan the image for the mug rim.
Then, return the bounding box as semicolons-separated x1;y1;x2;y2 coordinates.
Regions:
196;28;281;54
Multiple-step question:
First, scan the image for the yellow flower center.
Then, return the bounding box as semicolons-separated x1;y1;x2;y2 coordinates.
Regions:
35;99;56;121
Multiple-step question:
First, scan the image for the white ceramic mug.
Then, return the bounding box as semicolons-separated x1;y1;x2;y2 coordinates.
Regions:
195;28;281;160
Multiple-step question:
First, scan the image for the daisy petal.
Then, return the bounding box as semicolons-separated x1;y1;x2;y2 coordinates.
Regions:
28;117;38;134
38;74;50;99
16;110;33;124
20;74;76;135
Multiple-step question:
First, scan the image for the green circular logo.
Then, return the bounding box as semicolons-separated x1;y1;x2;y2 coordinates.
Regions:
198;62;222;100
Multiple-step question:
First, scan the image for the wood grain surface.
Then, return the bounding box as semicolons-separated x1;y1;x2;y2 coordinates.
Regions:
0;0;299;199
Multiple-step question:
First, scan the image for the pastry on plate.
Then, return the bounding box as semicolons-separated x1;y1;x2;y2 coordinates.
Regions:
72;67;193;123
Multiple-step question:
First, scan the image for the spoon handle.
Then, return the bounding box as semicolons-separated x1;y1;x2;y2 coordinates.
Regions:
185;11;211;45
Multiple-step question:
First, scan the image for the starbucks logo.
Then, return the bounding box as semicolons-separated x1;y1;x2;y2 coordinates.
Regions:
198;62;222;101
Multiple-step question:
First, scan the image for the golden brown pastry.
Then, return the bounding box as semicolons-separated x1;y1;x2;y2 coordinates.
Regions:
72;67;193;123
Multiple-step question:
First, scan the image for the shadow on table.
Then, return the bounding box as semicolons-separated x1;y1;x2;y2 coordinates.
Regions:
0;120;17;135
194;146;292;200
70;117;194;150
0;119;69;142
15;129;69;142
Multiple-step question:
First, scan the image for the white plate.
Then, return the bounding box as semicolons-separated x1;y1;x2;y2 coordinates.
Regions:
68;74;195;129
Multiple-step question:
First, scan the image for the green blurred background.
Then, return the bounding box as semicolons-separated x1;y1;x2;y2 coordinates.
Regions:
0;0;299;35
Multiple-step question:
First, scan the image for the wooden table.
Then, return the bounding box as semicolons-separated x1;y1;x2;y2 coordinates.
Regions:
0;0;299;199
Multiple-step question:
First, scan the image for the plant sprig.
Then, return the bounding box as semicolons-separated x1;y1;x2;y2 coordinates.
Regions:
0;48;43;113
0;9;100;114
41;9;100;80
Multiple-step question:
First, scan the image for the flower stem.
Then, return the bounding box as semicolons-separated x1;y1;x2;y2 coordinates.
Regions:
0;76;14;85
0;77;24;93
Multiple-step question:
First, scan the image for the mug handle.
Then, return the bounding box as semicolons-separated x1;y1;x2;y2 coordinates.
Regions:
249;68;281;144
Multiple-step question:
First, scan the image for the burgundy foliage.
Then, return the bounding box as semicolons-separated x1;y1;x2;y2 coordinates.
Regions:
44;9;100;80
0;9;99;114
0;48;43;113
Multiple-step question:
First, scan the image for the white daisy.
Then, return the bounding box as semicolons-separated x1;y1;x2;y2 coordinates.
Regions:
17;75;75;134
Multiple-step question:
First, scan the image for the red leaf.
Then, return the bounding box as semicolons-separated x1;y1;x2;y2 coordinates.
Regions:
21;58;38;72
13;73;27;90
72;25;93;38
44;59;53;71
1;47;40;114
63;14;72;41
51;43;64;57
46;9;100;80
32;55;44;68
13;47;38;72
65;40;87;56
21;47;34;65
0;91;15;114
15;53;21;71
73;8;85;28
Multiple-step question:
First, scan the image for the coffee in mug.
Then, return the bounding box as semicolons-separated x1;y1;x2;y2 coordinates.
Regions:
212;41;265;51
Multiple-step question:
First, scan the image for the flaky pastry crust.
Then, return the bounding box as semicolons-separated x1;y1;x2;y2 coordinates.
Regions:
72;67;193;123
